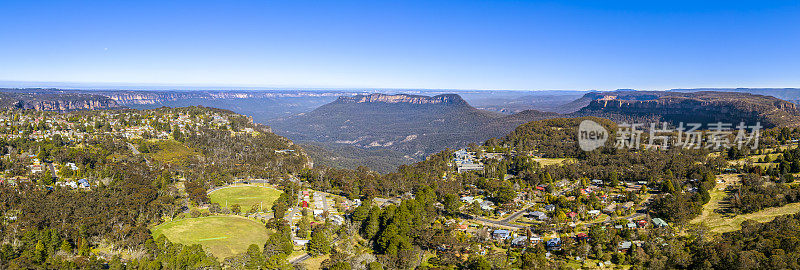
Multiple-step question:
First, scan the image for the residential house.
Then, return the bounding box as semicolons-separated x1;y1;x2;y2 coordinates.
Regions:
77;179;90;189
293;239;310;246
511;235;541;247
527;211;548;221
546;238;561;250
652;218;669;228
461;196;475;204
492;229;511;240
618;241;632;252
636;219;648;228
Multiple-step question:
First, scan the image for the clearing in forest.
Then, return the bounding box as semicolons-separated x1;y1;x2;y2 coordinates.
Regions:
208;185;283;212
151;215;271;259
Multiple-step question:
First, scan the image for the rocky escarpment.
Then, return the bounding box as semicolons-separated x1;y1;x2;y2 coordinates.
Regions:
102;90;351;106
574;91;800;128
335;93;469;106
0;91;122;112
269;93;562;165
104;92;194;105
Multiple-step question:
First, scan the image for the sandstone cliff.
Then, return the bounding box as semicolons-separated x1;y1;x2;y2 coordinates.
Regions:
0;90;121;112
574;91;800;128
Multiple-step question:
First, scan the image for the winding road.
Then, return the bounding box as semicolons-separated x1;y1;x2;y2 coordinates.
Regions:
465;204;533;229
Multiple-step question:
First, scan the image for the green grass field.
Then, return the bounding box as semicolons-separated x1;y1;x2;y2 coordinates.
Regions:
532;157;575;166
208;185;283;212
691;174;800;233
151;216;271;259
697;203;800;234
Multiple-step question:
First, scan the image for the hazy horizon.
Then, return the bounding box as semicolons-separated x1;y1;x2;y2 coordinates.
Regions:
4;80;800;93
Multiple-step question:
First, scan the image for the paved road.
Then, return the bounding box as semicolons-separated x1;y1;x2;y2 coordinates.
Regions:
471;216;527;229
289;253;311;265
465;205;533;230
500;204;533;223
321;192;329;212
126;142;150;165
285;190;303;223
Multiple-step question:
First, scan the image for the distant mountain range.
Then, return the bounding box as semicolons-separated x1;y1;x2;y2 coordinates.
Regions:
3;87;800;172
571;90;800;128
0;89;121;111
268;93;559;160
671;88;800;103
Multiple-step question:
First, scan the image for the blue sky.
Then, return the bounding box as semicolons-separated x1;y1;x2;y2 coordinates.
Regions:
1;0;799;90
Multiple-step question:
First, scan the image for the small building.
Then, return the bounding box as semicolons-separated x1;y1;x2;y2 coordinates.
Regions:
636;219;648;228
622;201;635;209
329;215;345;225
591;179;604;185
546;238;561;250
567;212;578;219
603;203;617;213
543;204;556;212
460;196;475;204
527;211;548;221
453;149;470;160
65;162;79;171
652;218;669;228
511;235;540;247
293;239;310;246
588;210;601;217
618;241;632;252
457;162;485;173
77;179;90;189
493;229;511;240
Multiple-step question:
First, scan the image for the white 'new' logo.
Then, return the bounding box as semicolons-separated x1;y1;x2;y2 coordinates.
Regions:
578;120;608;151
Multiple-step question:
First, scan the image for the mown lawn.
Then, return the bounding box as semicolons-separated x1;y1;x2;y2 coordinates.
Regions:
151;215;271;259
208;185;283;212
532;157;575;166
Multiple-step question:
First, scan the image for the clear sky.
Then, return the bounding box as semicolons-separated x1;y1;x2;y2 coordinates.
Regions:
1;0;799;90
